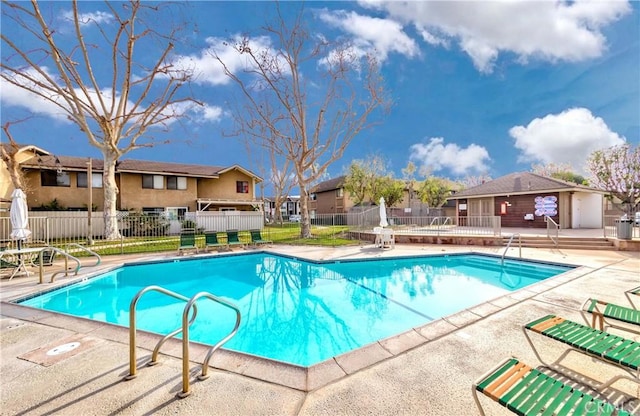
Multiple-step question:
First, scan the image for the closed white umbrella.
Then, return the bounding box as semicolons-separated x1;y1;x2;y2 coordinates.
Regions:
379;197;388;228
10;188;31;249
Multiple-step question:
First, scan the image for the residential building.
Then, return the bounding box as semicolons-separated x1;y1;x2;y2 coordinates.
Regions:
264;196;300;221
447;171;605;229
2;146;263;217
309;176;354;215
0;144;48;210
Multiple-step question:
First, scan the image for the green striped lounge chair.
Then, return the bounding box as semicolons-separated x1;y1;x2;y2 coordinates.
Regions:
225;230;244;249
581;298;640;335
204;231;226;252
523;315;640;383
473;357;635;415
249;229;272;247
625;285;640;309
178;228;198;255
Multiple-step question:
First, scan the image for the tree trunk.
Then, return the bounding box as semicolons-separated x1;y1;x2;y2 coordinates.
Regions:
102;151;121;240
299;189;311;239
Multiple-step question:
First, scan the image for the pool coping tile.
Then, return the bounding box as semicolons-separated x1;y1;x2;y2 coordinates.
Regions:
334;342;394;375
378;329;428;356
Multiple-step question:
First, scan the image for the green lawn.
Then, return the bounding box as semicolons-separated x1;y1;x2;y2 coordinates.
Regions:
56;225;358;257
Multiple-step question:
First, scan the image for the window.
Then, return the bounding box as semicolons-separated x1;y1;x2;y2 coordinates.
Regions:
77;172;103;188
236;181;249;193
142;174;164;189
310;193;317;201
41;170;70;187
142;207;164;216
336;188;343;197
166;176;187;190
166;207;187;220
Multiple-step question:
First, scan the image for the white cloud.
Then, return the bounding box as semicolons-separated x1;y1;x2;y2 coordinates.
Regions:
1;67;220;127
409;137;490;176
317;9;419;62
171;35;276;86
61;10;114;26
195;104;224;122
509;108;625;172
1;68;71;121
359;0;631;73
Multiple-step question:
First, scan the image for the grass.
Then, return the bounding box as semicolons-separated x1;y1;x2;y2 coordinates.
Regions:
50;225;359;257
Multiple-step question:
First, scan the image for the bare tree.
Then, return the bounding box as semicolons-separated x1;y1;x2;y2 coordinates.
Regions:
459;174;492;189
1;120;29;191
1;1;199;239
215;5;390;238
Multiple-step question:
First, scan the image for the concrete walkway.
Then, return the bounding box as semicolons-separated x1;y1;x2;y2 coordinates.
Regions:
1;243;639;415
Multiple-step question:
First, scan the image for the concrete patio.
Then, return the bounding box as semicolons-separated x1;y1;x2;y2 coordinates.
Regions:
1;242;639;415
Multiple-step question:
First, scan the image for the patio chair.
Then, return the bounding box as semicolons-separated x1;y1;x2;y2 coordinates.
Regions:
249;229;272;247
373;226;382;247
523;314;640;383
32;247;57;267
626;285;640;309
204;231;226;252
473;357;636;416
581;297;640;335
225;230;244;249
178;229;198;255
380;228;395;249
0;257;19;277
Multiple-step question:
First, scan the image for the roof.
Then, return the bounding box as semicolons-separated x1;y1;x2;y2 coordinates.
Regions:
449;171;601;199
1;142;49;157
19;154;262;181
312;176;346;193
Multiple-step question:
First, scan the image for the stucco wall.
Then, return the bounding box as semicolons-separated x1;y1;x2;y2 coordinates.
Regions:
23;169;105;210
119;173;198;211
197;170;256;201
572;192;603;228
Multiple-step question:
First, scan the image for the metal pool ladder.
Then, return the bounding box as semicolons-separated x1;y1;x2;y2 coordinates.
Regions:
125;285;241;398
501;233;521;265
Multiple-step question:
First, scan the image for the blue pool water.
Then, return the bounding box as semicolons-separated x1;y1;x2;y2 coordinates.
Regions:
19;253;572;366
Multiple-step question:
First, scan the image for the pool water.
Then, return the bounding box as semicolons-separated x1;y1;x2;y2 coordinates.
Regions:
19;253;572;366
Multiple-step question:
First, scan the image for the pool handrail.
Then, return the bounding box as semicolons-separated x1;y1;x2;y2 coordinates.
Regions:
182;291;241;398
125;286;198;381
65;242;102;268
125;286;241;399
47;248;82;283
501;233;521;266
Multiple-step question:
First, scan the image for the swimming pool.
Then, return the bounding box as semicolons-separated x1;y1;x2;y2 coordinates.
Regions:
18;252;572;366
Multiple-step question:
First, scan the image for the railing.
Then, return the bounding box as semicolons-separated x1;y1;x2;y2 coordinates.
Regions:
182;292;241;397
544;215;559;247
501;233;521;265
1;213;506;256
48;248;82;283
65;243;101;267
429;217;452;226
126;286;241;398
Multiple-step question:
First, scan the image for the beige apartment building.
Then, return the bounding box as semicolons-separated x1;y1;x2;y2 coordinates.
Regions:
1;145;263;216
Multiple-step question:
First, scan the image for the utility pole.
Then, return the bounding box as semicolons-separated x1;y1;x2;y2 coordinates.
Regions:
87;158;93;245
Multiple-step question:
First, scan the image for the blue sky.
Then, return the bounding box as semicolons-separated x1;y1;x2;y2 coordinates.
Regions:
2;1;639;189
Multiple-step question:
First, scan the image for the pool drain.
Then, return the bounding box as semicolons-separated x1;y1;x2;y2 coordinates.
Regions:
46;342;81;356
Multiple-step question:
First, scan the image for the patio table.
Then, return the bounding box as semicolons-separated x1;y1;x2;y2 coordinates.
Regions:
0;246;48;281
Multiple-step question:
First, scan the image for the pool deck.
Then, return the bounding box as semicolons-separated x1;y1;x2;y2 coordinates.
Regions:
1;242;639;415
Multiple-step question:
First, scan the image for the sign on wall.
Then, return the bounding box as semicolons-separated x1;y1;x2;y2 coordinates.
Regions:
534;195;557;216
